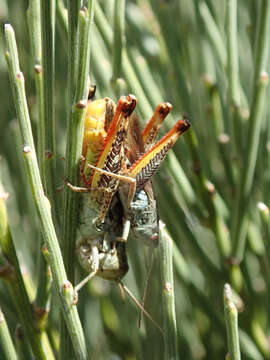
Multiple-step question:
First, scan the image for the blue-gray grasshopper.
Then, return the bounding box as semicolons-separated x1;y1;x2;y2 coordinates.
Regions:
118;102;190;247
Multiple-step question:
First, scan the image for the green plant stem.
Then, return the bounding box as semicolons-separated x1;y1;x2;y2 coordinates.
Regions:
27;0;44;178
149;0;191;110
60;2;95;358
27;0;52;327
40;0;59;225
258;202;270;259
197;0;227;69
94;1;153;118
173;246;261;360
159;223;179;360
56;0;68;39
154;173;225;281
27;0;41;66
257;202;270;295
165;151;200;215
186;128;231;259
232;0;270;263
67;0;81;104
0;185;54;359
15;325;33;360
5;24;88;360
232;87;269;259
226;0;240;107
0;308;17;360
218;134;236;191
226;0;242;154
203;78;236;191
112;0;125;82
127;47;162;109
35;248;53;330
250;317;270;359
224;284;241;360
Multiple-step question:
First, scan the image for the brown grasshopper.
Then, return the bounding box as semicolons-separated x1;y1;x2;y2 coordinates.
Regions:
68;90;190;292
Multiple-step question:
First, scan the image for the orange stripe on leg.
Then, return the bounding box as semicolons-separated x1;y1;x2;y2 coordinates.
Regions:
142;102;172;148
91;95;136;188
128;118;190;180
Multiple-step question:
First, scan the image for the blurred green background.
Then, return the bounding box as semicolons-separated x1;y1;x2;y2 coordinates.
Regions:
1;0;270;359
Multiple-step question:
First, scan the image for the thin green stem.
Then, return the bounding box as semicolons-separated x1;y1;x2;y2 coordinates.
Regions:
40;0;59;225
218;134;236;191
94;2;153;118
226;0;242;155
0;308;17;360
15;325;33;360
5;24;88;360
56;0;68;40
67;0;82;105
149;0;191;110
258;202;270;262
27;0;52;326
257;202;270;304
165;151;199;213
173;246;260;360
154;173;225;282
35;248;52;329
27;0;41;66
60;2;95;357
198;0;227;69
127;47;162;108
224;284;241;360
226;0;240;107
232;0;270;263
112;0;125;82
4;27;36;156
231;72;269;262
27;0;44;180
159;223;179;360
186;128;231;259
203;78;236;191
0;185;54;359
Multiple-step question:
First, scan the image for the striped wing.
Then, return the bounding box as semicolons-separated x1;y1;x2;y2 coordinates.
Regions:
91;95;137;221
128;118;190;190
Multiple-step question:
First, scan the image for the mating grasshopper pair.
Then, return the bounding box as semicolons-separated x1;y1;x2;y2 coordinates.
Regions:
68;88;190;292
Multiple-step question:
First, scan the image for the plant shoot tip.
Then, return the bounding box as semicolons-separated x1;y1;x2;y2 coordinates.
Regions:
260;71;268;82
4;23;12;32
34;65;42;74
22;145;31;154
0;192;9;201
76;100;87;109
16;71;23;80
62;280;73;290
164;282;173;294
218;133;230;144
257;201;269;214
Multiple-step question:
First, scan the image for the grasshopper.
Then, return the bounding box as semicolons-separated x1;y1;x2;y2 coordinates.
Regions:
117;102;190;247
69;90;189;334
68;90;136;286
69;90;190;290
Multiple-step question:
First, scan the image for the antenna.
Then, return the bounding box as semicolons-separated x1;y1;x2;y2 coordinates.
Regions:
118;280;164;336
138;250;155;328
